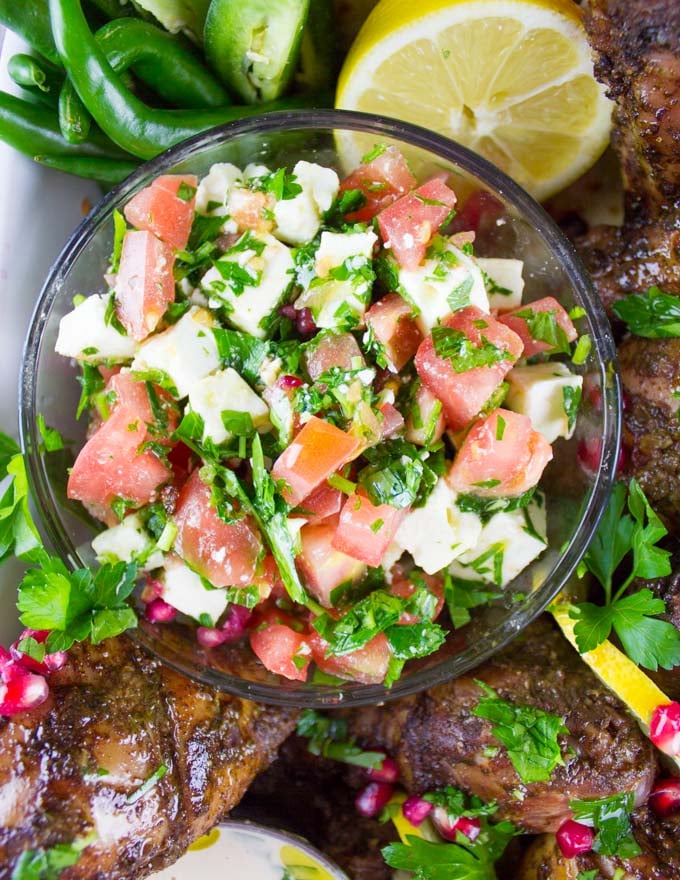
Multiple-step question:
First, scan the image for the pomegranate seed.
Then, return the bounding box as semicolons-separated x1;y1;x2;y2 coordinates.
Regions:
355;781;394;818
402;796;433;826
140;577;164;603
219;605;253;642
432;807;481;842
650;702;680;757
144;598;177;624
10;629;67;675
366;755;400;784
556;819;595;858
577;437;626;477
649;777;680;818
0;662;49;716
279;304;297;320
279;374;304;390
296;307;316;336
196;626;228;648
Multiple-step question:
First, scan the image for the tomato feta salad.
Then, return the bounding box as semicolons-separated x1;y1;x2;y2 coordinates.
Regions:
54;145;586;686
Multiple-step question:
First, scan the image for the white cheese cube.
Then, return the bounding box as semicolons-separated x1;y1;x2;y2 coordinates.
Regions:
505;362;583;444
273;161;340;246
187;367;270;444
392;479;483;575
295;230;377;330
201;233;294;339
160;557;228;625
243;163;272;181
397;241;489;334
195;162;243;217
91;513;164;570
448;498;547;587
55;294;139;363
476;258;525;311
131;306;220;398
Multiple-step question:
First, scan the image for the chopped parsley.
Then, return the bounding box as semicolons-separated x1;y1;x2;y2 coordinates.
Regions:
432;326;511;373
11;834;96;880
109;209;127;274
444;573;502;628
36;415;64;453
612;286;680;338
296;709;385;768
361;143;387;164
126;762;169;804
512;308;571;354
357;439;445;510
570;792;641;858
249;167;302;200
562;384;582;432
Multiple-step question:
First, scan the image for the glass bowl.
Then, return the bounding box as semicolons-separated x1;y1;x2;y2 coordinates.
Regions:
19;109;620;708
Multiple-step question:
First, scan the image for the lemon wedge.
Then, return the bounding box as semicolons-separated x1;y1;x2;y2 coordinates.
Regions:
336;0;613;200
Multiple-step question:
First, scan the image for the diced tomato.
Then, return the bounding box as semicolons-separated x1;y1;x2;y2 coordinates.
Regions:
115;230;175;341
447;408;553;498
415;306;524;431
304;332;364;380
272;416;361;506
449;189;505;234
332;492;407;568
174;469;263;587
377;178;457;270
124;174;197;251
249;608;311;682
228;187;273;232
167;441;194;488
67;372;173;513
339;145;416;222
366;293;422;371
404;383;446;447
297;518;366;607
308;629;392;685
389;571;445;624
497;297;577;358
379;402;405;439
298;481;343;524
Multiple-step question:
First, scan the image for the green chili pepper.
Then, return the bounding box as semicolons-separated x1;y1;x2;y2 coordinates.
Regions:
34;153;140;184
7;54;64;109
49;0;326;160
204;0;311;104
0;0;61;65
0;90;135;161
58;78;92;144
96;19;230;109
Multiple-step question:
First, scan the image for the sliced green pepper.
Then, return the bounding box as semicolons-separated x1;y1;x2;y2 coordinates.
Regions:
49;0;325;159
204;0;311;103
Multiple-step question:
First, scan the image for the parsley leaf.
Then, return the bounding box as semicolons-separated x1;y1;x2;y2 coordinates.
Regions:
296;709;385;768
512;308;571;354
36;415;64;453
444;573;502;629
11;833;96;880
472;681;567;783
612;287;680;338
431;326;512;372
570;792;641;858
357;440;445;510
455;488;537;524
424;786;498;820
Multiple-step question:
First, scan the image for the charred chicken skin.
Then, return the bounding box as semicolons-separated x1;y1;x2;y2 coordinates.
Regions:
0;637;297;879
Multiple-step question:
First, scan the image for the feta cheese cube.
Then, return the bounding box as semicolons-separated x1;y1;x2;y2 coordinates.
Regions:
476;258;525;311
448;497;547;587
187;367;270;444
391;478;483;575
91;513;164;570
131;306;220;397
201;232;294;339
273;161;340;246
505;362;583;444
397;240;489;333
160;557;228;625
55;294;139;362
195;162;243;217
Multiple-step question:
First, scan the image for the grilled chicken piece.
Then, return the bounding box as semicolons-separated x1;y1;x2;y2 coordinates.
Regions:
519;805;680;879
0;636;298;879
349;619;656;833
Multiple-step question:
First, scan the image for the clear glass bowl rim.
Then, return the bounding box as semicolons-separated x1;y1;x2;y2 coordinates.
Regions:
19;108;621;707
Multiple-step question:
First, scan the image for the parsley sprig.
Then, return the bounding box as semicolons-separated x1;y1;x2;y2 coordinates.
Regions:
569;480;680;671
612;286;680;338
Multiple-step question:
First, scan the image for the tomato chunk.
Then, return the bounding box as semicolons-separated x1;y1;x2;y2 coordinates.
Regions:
297;518;366;607
272;416;361;506
308;630;392;685
379;402;405;439
447;408;553;498
365;293;422;371
415;306;524;431
498;296;577;358
115;230;175;341
298;481;343;524
332;492;407;568
339;145;416;222
174;469;263;588
67;372;173;514
249;608;311;682
377;178;457;270
124;174;198;250
304;331;364;380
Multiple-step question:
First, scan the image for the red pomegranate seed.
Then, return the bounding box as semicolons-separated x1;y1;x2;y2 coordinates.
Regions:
577;437;626;477
0;663;49;716
402;796;433;826
366;755;400;784
650;702;680;757
145;598;177;624
279;374;304;390
355;781;394;818
432;807;481;842
219;605;253;642
196;626;229;648
10;628;67;675
140;577;164;603
649;777;680;818
279;304;297;320
296;307;316;336
556;819;595;858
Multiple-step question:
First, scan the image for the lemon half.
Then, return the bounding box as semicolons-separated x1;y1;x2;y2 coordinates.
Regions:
336;0;613;200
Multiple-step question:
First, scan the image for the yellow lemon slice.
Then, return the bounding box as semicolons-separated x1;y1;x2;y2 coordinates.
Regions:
336;0;613;200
